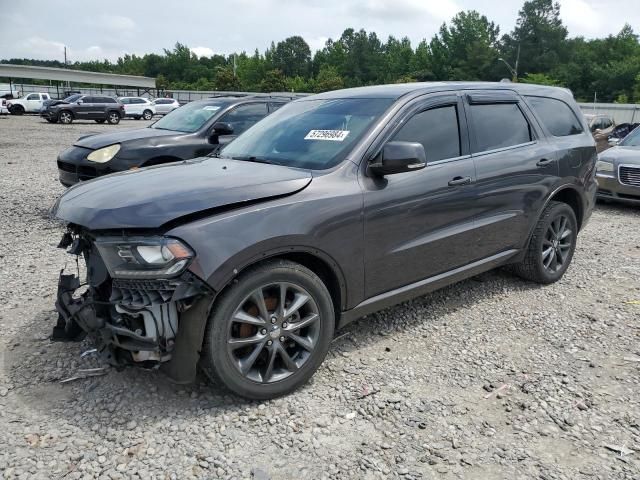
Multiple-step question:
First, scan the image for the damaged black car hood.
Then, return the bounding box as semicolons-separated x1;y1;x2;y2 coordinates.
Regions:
52;157;312;230
74;127;178;150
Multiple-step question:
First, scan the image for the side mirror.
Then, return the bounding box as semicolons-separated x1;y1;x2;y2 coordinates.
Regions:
608;137;621;147
212;122;234;136
369;141;426;176
76;100;83;104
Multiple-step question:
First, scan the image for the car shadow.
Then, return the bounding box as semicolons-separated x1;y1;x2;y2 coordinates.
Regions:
4;268;541;436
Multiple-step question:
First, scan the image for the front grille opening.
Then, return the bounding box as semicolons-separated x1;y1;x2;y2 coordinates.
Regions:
619;166;640;187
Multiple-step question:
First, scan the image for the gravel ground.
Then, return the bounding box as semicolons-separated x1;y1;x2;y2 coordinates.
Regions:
0;114;639;480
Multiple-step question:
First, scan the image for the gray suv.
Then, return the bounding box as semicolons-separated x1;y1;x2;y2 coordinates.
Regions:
41;94;125;124
51;82;597;399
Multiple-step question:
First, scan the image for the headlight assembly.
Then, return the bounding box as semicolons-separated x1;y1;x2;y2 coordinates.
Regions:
595;160;614;173
87;144;121;163
94;237;194;279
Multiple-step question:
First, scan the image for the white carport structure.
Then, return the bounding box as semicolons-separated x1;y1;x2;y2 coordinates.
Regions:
0;64;156;98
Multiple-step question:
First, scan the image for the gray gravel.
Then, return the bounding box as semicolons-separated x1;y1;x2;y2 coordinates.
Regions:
1;114;639;479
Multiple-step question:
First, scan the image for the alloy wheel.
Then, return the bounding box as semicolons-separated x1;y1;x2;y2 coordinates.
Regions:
541;214;573;273
226;282;321;384
143;110;153;120
109;112;120;123
59;112;72;124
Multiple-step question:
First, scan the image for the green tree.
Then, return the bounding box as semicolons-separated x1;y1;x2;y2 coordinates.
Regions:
214;67;241;91
430;11;500;81
272;36;311;77
501;0;568;76
521;72;560;86
313;65;344;92
260;69;286;92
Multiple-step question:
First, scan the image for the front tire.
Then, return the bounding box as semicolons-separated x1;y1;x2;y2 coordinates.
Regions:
142;109;153;120
46;118;58;124
201;260;335;400
95;119;106;124
10;105;25;115
58;110;73;124
513;201;577;284
107;111;121;124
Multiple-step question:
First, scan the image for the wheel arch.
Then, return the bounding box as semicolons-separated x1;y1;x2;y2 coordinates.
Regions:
210;247;347;320
545;185;584;231
162;247;348;385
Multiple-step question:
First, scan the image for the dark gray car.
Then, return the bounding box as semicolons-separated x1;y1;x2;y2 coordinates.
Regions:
41;94;125;125
51;82;597;399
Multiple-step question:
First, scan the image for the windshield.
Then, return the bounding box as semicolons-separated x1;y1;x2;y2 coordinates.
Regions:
151;100;228;133
620;126;640;147
63;94;82;103
221;98;393;169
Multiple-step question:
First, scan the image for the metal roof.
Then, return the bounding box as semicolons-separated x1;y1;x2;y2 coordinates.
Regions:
0;64;155;88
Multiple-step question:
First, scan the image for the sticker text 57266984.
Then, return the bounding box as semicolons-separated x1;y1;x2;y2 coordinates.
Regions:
304;130;350;142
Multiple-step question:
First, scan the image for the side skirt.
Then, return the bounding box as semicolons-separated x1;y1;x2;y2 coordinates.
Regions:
337;249;519;329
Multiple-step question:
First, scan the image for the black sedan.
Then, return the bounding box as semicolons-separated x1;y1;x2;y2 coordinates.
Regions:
56;96;290;186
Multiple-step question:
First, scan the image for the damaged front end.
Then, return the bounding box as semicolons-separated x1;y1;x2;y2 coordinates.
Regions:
54;226;211;374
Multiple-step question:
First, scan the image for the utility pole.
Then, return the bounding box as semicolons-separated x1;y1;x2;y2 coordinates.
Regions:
498;44;520;82
64;46;67;67
233;54;237;78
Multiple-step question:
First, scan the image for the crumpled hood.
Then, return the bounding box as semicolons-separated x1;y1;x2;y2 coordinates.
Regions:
74;128;179;150
52;157;312;230
599;146;640;164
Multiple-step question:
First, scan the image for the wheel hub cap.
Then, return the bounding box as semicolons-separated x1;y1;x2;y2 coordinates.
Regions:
227;282;321;383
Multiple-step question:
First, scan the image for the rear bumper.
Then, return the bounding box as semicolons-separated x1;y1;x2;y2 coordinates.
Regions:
596;174;640;205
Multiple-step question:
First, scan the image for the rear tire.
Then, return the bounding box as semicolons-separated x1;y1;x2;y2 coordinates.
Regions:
513;201;577;284
201;259;335;400
107;111;121;124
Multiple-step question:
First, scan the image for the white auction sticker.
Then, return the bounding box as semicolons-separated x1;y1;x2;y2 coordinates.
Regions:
304;130;350;141
203;106;221;111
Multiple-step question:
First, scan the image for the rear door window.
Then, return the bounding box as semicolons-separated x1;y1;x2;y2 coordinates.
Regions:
469;103;532;153
26;94;40;100
526;96;583;136
391;105;461;163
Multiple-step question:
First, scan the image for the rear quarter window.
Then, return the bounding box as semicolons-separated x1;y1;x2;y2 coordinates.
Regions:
526;96;583;137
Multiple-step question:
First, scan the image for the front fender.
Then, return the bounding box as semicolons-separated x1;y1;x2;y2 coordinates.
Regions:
166;167;365;310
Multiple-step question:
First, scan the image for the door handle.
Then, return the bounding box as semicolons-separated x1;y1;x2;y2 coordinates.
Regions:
448;176;471;186
536;158;554;167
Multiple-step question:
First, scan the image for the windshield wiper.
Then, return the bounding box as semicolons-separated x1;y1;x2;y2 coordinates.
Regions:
231;155;277;165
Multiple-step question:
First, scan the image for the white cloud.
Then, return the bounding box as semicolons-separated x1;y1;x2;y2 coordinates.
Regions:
559;0;601;38
357;0;461;22
191;46;215;57
307;36;329;52
21;37;66;58
99;14;136;31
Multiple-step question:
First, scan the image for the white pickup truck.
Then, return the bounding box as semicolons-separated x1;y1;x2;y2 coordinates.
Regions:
7;92;51;114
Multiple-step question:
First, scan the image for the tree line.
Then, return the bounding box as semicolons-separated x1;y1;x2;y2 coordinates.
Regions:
3;0;640;103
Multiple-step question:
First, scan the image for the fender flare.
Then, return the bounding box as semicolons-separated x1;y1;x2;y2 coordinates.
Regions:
206;244;349;311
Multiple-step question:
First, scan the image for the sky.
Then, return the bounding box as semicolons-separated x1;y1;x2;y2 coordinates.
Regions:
0;0;635;63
